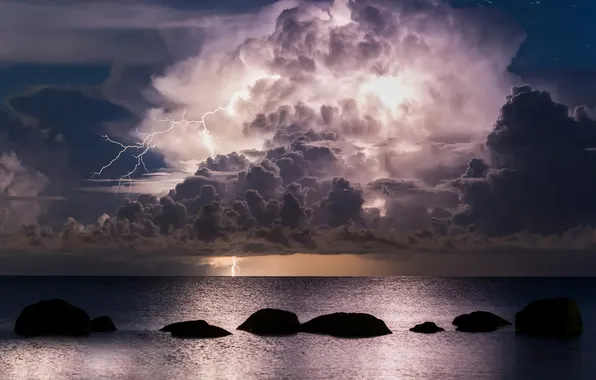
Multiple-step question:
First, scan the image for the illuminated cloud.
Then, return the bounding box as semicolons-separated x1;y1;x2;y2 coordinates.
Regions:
129;0;524;179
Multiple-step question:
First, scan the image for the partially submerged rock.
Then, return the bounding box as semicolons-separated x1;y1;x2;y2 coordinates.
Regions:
90;316;117;332
453;311;511;333
300;312;392;338
14;299;91;337
409;321;445;334
237;308;300;335
515;298;583;337
161;320;231;338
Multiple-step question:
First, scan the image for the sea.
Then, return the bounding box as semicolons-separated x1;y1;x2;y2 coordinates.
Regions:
0;277;595;380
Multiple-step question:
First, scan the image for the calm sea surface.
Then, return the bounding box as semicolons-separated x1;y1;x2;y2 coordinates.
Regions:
0;277;595;379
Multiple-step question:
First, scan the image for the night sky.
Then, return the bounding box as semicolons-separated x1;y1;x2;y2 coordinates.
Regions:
0;0;595;275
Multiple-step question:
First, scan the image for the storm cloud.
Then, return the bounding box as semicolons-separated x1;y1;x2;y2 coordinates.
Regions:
2;0;595;272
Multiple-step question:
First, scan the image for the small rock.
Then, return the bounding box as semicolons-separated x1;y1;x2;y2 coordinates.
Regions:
14;299;91;337
300;312;392;338
453;311;511;333
161;320;231;338
237;309;300;335
409;321;445;334
515;298;582;337
90;316;117;332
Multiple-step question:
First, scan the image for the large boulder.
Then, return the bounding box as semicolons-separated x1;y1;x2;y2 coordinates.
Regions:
160;320;231;338
409;321;445;334
90;316;117;332
299;312;392;338
14;299;91;337
237;308;300;335
515;298;583;337
453;311;511;333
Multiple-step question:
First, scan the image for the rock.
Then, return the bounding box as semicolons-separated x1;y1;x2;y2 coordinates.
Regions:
453;311;511;333
299;312;392;338
237;308;300;335
515;298;583;337
161;320;231;338
90;316;117;332
14;299;91;337
409;321;445;333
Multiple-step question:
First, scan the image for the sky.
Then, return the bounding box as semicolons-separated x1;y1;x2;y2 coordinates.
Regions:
1;0;596;275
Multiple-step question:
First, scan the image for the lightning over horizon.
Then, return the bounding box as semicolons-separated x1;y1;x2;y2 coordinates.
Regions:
231;256;240;277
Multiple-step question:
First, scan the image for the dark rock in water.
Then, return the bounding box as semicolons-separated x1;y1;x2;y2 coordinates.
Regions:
14;299;91;337
237;308;300;335
299;312;392;338
161;320;231;338
453;311;511;333
409;321;445;334
90;316;117;332
515;298;583;337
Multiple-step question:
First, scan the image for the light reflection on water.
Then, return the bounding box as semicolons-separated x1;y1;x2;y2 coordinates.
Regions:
0;277;594;379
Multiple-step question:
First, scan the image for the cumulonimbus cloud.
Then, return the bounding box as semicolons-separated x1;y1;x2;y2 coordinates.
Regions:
135;0;524;173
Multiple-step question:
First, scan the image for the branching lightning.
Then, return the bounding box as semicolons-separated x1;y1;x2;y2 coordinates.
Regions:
91;106;227;195
91;70;281;195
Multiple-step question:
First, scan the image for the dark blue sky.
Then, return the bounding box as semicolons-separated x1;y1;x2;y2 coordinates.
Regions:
462;0;595;71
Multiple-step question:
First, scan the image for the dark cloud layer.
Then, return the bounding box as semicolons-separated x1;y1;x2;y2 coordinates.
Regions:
2;88;164;185
453;85;596;236
0;87;157;231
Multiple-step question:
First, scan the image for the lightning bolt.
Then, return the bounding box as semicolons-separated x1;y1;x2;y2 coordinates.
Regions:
231;256;240;277
91;106;226;195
